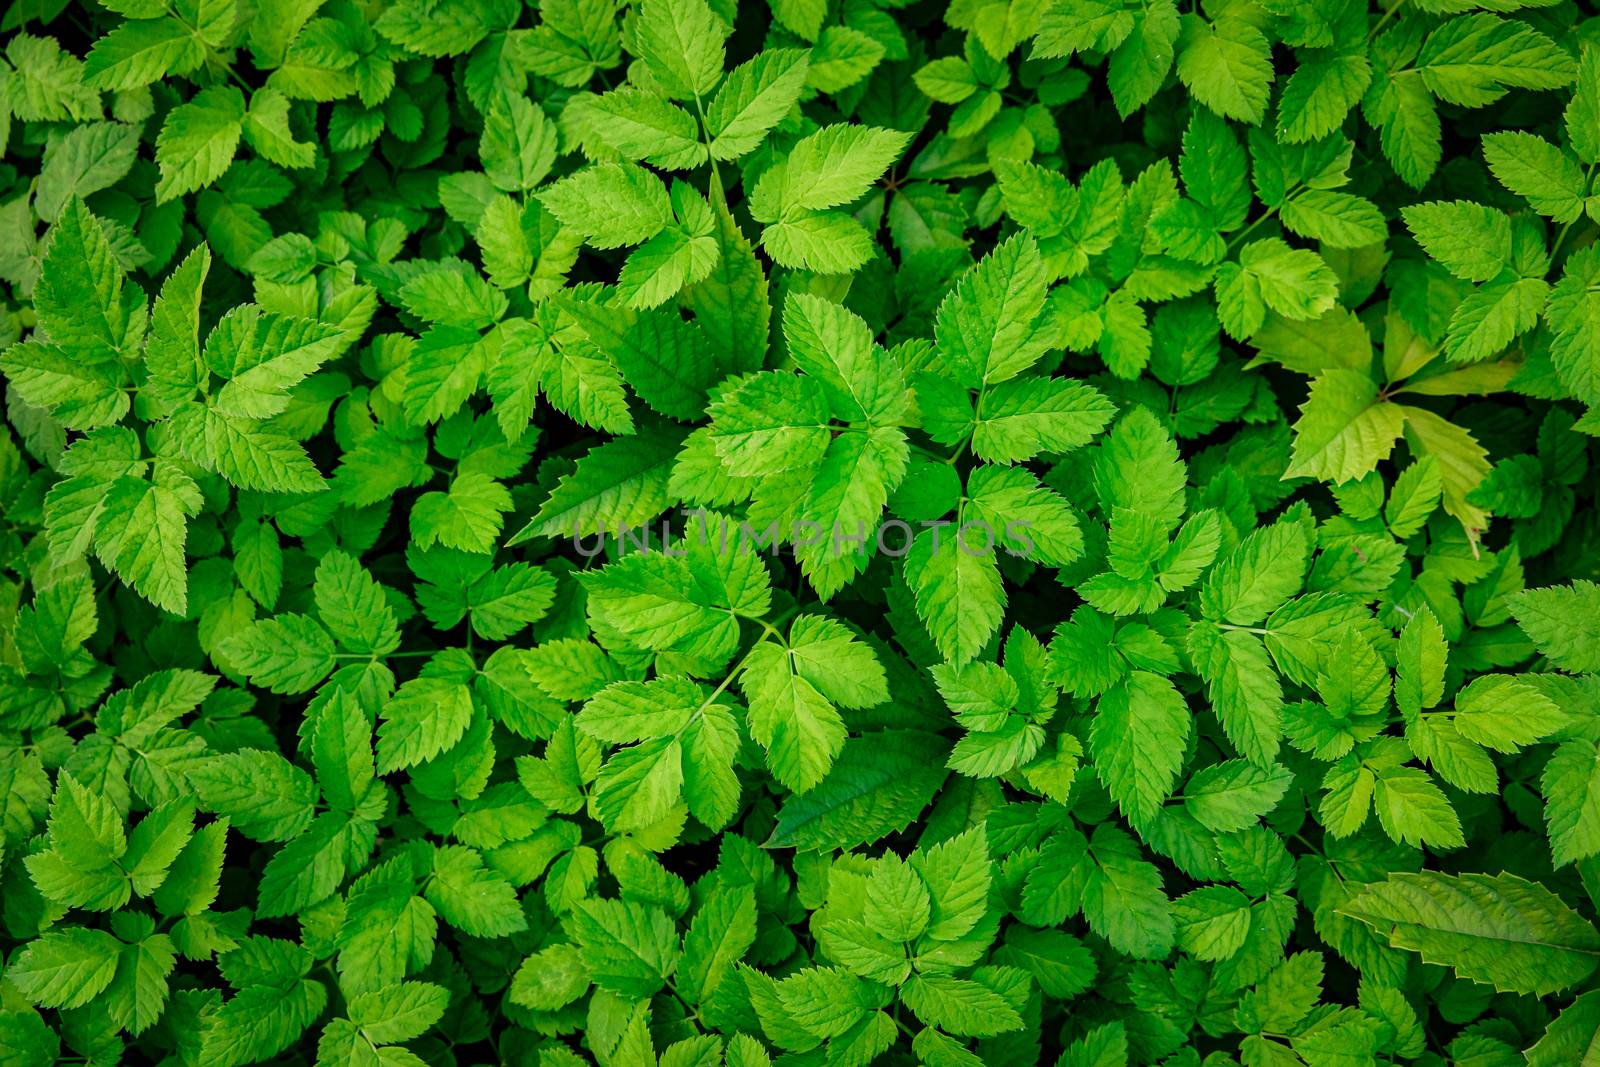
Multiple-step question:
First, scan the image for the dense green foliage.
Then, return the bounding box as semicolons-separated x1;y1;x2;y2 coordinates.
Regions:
3;0;1600;1064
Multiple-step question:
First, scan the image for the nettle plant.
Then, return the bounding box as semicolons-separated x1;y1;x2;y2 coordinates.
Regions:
3;0;1600;1064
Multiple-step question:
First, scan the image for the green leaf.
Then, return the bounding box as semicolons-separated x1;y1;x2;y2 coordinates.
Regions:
768;731;949;851
1482;131;1586;222
221;614;336;694
539;163;674;249
1567;46;1600;164
901;973;1023;1038
243;87;315;169
935;233;1052;388
1188;623;1283;767
84;17;204;91
377;675;475;772
426;845;527;936
750;123;910;220
972;375;1115;464
1401;200;1512;283
708;49;809;161
1091;671;1190;824
312;691;375;815
348;981;449;1045
1373;767;1464;850
1201;518;1309;626
411;471;513;553
1341;871;1600;995
1544;740;1600;868
906;523;1005;667
1512;580;1600;673
9;928;123;1010
167;403;326;494
569;897;680;997
741;638;846;793
36;121;142;222
482;94;558;192
1184;758;1291;831
1225;239;1340;339
707;372;832;476
582;86;707;170
1526;989;1600;1066
1280;191;1387;248
1176;15;1273;124
1444;273;1549;363
1417;14;1577;108
1278;52;1370;144
1284;369;1406;484
155;86;246;203
1107;0;1181;117
513;421;688;541
33;196;145;362
1547;245;1600;404
189;750;317;843
635;0;728;100
1367;69;1444;187
206;305;345;419
95;465;198;615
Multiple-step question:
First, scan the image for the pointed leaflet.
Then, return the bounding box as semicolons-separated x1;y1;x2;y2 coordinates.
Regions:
481;93;557;192
582;86;706;170
1284;369;1406;484
1401;201;1512;283
1090;671;1191;824
1176;15;1273;124
684;190;771;378
1526;990;1600;1067
513;421;689;542
155;85;245;202
539;163;674;249
377;673;475;773
143;244;210;409
1341;872;1600;996
9;928;123;1010
905;521;1005;667
1511;580;1600;673
242;86;314;168
1188;621;1282;766
783;293;903;424
1200;518;1309;626
749;124;910;218
794;426;910;599
559;293;717;420
1417;15;1576;108
1482;131;1585;223
36;121;141;222
707;50;810;161
971;376;1116;464
1396;404;1491;534
1543;740;1600;867
94;462;199;615
635;0;728;100
1546;244;1600;406
707;372;833;476
84;18;204;91
166;403;325;494
1567;45;1600;164
205;305;344;419
30;196;145;360
935;233;1053;388
741;634;849;793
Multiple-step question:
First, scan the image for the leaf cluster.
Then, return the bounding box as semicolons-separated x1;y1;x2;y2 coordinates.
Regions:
2;0;1600;1065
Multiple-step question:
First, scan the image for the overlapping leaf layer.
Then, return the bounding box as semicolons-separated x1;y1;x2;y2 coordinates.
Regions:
3;0;1600;1064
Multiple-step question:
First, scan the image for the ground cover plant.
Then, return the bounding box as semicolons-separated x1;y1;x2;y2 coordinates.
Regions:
4;0;1600;1063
